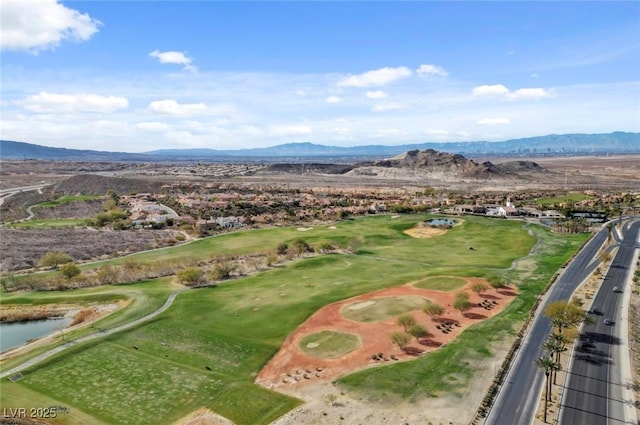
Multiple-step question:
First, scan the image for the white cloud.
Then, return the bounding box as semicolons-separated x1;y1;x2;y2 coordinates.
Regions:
137;121;170;131
325;96;344;104
476;117;510;126
14;92;128;113
425;129;449;136
331;127;350;135
0;0;101;52
372;102;404;112
149;50;196;72
337;67;412;88
268;125;312;137
148;100;206;115
509;88;555;100
416;64;448;77
472;84;554;100
365;91;388;99
375;128;407;137
89;120;129;135
471;84;510;97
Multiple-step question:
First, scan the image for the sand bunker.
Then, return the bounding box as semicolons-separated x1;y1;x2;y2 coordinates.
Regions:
404;227;447;238
347;300;376;310
306;342;319;348
297;227;313;231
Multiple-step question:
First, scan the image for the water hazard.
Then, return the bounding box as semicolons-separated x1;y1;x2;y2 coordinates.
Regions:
1;317;72;352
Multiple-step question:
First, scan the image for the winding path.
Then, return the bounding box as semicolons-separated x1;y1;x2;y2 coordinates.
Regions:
0;289;184;379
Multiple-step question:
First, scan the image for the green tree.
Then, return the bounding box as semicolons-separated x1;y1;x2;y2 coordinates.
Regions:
544;300;586;333
453;292;472;317
408;324;430;343
38;251;73;268
423;302;445;321
470;282;489;296
176;267;205;286
390;331;411;350
489;279;507;293
59;263;81;282
535;356;558;423
397;314;417;332
543;338;566;384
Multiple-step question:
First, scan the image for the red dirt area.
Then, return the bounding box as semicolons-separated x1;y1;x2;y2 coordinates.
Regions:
256;278;516;390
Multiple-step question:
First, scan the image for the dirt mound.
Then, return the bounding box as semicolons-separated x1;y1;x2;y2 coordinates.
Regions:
497;160;545;173
257;278;515;390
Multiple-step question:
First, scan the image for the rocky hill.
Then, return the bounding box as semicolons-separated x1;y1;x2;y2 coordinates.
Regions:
265;149;545;181
368;149;505;179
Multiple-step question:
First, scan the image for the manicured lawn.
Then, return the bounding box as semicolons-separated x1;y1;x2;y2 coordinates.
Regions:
300;331;361;359
34;195;103;209
7;218;89;228
414;276;468;291
340;296;428;323
0;214;586;424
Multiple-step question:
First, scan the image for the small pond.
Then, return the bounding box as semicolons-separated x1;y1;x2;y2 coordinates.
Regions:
427;218;457;227
0;317;72;352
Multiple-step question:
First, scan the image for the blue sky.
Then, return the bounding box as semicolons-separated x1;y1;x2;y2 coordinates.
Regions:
1;1;638;152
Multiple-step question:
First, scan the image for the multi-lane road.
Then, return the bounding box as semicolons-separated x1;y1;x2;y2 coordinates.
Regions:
559;220;639;425
0;183;51;206
485;222;623;425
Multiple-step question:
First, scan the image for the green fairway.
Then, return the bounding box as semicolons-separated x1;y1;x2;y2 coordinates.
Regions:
414;276;468;291
7;218;89;228
0;214;586;424
300;331;360;359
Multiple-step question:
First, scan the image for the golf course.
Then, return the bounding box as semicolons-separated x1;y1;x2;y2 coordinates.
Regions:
0;215;589;425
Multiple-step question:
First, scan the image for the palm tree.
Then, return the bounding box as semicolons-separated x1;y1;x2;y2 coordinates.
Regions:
535;356;556;423
543;339;567;384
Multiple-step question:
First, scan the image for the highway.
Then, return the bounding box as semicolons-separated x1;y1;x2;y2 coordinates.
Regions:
485;224;610;425
558;220;640;425
0;183;51;207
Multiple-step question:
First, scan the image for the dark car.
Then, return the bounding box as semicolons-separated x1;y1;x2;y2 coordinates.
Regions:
588;306;601;315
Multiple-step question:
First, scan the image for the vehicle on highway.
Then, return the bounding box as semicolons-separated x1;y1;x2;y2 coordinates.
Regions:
604;318;615;325
613;286;619;292
588;306;601;315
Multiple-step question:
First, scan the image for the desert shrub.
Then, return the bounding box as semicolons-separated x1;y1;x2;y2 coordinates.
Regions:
316;240;337;253
38;251;73;268
276;242;289;255
96;265;120;285
59;263;81;281
265;252;278;267
176;267;205;286
291;238;312;256
210;262;236;281
70;308;95;326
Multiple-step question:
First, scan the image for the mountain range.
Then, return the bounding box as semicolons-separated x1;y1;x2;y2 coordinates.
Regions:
0;132;638;162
